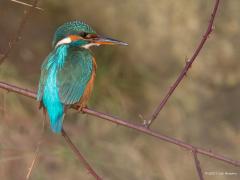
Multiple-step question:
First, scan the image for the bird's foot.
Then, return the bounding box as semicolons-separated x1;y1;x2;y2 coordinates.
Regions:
77;105;88;114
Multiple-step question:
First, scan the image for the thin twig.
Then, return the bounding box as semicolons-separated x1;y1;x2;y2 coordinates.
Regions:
192;150;204;180
145;0;220;128
0;92;6;117
0;0;39;65
26;140;42;179
0;82;239;168
61;128;102;180
0;82;101;179
11;0;44;11
26;111;45;180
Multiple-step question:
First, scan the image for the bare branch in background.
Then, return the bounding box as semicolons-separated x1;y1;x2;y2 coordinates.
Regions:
0;0;39;65
26;111;45;180
0;82;239;169
11;0;44;11
26;140;42;180
145;0;220;128
61;129;102;180
1;0;238;179
193;150;204;180
0;81;100;179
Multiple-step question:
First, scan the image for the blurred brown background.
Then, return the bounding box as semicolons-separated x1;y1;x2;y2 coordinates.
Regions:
0;0;240;179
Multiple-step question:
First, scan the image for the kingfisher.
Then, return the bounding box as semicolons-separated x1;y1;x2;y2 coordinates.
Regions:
37;21;127;133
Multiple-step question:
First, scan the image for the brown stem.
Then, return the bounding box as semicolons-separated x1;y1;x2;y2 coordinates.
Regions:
26;109;45;180
0;0;39;65
0;82;101;179
11;0;44;11
146;0;220;128
193;150;204;180
0;81;239;168
61;128;102;180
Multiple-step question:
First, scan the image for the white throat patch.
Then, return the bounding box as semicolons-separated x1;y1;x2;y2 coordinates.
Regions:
82;43;100;49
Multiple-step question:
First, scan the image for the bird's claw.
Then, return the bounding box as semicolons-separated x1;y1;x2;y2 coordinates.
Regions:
77;105;88;114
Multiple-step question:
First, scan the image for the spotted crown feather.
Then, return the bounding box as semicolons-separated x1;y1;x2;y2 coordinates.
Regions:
52;21;96;47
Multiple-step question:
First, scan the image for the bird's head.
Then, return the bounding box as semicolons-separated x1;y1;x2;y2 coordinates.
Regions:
52;21;128;49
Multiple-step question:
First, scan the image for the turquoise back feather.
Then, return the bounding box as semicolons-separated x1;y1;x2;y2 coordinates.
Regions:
57;47;93;104
37;45;94;133
37;45;68;133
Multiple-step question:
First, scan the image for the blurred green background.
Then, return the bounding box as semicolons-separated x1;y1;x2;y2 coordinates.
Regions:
0;0;240;179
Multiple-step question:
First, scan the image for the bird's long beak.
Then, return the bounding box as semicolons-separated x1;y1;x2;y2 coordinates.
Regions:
91;36;128;46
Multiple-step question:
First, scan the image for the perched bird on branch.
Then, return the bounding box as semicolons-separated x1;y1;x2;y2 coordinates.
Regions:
37;21;127;133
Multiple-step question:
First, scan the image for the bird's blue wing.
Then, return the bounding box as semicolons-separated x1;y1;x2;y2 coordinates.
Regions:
57;49;94;105
37;53;54;101
37;46;69;133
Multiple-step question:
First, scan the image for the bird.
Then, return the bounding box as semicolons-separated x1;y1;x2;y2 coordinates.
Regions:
37;21;127;133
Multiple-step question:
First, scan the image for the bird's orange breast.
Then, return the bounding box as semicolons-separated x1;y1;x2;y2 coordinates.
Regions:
76;57;97;109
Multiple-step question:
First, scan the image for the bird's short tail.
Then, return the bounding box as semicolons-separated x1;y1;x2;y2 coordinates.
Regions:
45;102;64;133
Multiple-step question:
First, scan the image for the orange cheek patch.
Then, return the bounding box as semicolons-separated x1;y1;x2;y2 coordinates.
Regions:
68;35;82;41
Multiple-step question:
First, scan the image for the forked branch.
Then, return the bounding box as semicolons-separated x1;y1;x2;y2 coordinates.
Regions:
1;0;238;179
0;85;101;179
146;0;220;127
0;82;239;168
0;0;39;65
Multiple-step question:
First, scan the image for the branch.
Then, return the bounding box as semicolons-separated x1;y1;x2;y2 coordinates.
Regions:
26;108;45;179
146;0;220;127
193;150;204;180
26;139;42;180
11;0;44;11
1;81;239;168
0;1;237;179
0;0;39;65
0;84;101;179
61;129;102;180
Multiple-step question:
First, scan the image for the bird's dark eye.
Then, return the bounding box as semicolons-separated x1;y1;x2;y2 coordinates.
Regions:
79;32;88;38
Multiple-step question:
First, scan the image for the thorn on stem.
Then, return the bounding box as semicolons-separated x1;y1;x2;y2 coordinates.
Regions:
139;114;148;127
142;120;148;127
8;42;12;48
139;113;147;126
209;25;215;36
142;120;151;128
